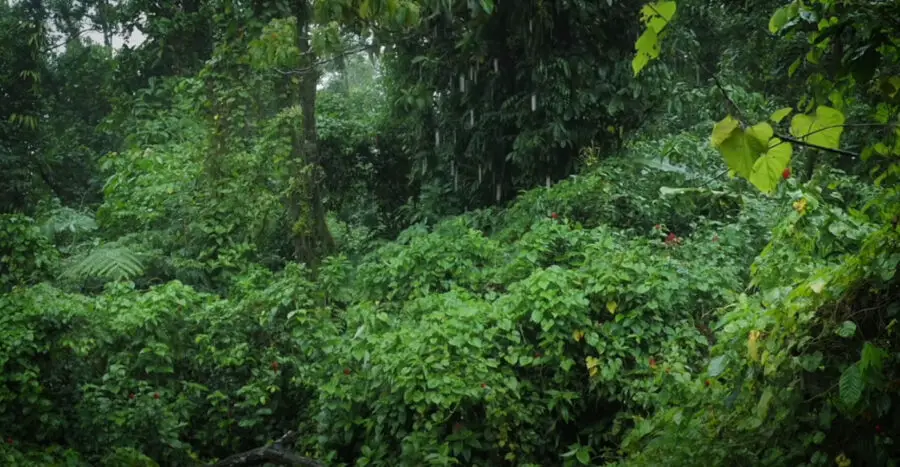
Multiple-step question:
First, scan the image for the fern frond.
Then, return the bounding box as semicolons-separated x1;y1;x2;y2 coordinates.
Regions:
64;246;145;281
38;206;98;242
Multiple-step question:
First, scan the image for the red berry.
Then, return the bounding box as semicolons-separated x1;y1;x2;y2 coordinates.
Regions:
153;392;160;400
782;167;791;179
551;212;559;220
343;368;351;375
129;393;135;400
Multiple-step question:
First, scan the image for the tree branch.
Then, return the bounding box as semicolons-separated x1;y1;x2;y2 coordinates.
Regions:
274;43;376;76
772;133;860;158
208;432;324;467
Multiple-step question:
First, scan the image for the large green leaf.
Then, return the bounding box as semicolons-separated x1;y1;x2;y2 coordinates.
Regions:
711;115;740;147
749;138;792;194
716;132;757;178
768;6;790;33
641;1;676;33
747;122;774;153
839;364;863;406
708;355;727;377
633;1;675;76
632;28;660;76
790;106;846;149
770;107;793;123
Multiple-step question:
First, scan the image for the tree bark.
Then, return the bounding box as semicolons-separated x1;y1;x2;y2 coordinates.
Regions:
288;2;334;265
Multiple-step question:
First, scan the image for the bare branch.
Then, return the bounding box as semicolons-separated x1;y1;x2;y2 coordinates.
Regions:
772;133;860;158
274;44;377;76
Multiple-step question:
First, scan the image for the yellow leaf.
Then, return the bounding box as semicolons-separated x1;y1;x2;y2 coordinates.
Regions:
793;198;808;215
790;106;846;150
573;330;585;342
747;122;773;147
748;330;761;361
749;138;792;194
770;107;793;123
606;301;618;314
711;115;741;148
585;356;600;378
359;0;370;18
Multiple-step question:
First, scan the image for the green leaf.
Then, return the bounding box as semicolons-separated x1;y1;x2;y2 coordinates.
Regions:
359;0;371;18
708;355;727;377
749;138;792;194
770;107;793;123
788;57;802;77
641;1;676;33
576;449;591;465
711;115;740;147
746;122;774;153
756;387;774;419
790;106;846;149
836;321;856;338
718;132;756;179
632;28;660;76
839;364;863;406
769;6;789;33
860;342;886;373
810;278;826;294
479;0;494;14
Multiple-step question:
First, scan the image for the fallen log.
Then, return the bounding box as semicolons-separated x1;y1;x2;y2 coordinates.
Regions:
209;431;324;467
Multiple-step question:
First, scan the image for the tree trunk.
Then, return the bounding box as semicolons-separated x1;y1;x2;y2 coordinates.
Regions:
289;3;334;265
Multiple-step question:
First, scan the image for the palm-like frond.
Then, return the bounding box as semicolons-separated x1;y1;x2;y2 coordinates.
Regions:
63;246;145;281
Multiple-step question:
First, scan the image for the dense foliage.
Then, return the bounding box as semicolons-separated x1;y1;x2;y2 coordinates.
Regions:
1;0;898;466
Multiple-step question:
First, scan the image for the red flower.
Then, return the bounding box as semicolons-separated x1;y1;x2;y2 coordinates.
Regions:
129;393;135;400
664;232;680;246
153;392;160;400
343;368;351;375
782;167;791;179
649;358;657;369
271;361;280;372
551;212;559;220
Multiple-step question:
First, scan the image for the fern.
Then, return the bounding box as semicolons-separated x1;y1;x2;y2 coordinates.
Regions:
38;206;98;238
63;246;145;281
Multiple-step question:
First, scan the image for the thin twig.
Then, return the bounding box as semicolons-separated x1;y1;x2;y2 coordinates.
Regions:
772;133;860;158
